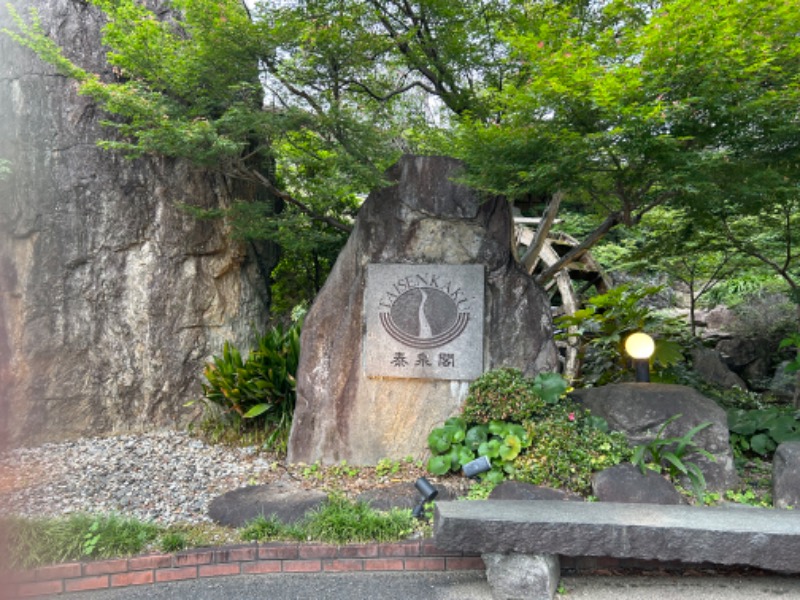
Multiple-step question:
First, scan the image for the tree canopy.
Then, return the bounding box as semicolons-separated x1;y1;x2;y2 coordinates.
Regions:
5;0;799;313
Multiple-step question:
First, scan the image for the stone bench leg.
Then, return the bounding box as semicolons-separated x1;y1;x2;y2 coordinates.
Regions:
482;553;560;600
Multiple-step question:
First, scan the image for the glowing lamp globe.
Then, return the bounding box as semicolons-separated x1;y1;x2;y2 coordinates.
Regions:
625;332;655;359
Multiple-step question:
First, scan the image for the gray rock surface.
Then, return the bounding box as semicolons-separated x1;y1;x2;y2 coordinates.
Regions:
592;463;686;505
691;347;747;390
571;383;738;493
0;1;270;446
488;481;583;502
773;442;800;510
356;481;457;512
483;553;560;600
434;499;800;572
208;481;327;527
287;155;558;465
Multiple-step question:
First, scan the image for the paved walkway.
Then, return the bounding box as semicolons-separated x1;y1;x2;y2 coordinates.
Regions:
49;571;800;600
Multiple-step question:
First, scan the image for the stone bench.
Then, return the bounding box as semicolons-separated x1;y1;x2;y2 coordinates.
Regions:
434;499;800;600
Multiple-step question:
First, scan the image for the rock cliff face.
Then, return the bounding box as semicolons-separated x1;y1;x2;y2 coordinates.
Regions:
0;0;270;446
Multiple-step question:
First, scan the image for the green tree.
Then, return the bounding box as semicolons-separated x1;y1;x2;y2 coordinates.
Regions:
5;0;799;320
455;0;800;284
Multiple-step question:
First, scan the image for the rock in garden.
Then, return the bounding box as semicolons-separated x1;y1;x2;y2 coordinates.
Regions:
356;482;457;512
488;481;583;502
483;553;560;600
592;463;686;505
691;347;747;390
208;480;327;527
571;383;738;493
288;155;559;465
773;442;800;510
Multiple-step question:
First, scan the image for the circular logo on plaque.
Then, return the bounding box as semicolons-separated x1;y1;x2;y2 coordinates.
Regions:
380;287;470;349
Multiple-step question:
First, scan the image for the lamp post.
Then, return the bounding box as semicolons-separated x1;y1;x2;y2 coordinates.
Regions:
625;332;655;382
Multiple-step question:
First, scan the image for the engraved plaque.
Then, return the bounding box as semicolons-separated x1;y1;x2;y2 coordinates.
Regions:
365;264;484;380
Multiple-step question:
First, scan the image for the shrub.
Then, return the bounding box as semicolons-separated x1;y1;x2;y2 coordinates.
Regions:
728;293;799;348
192;311;303;452
461;368;567;424
555;284;687;386
513;404;633;495
630;414;715;499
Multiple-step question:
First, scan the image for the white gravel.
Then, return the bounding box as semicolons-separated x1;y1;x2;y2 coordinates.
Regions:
0;430;280;526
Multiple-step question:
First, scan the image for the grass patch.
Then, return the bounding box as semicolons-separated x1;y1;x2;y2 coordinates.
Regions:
240;495;415;545
5;513;159;569
4;496;417;569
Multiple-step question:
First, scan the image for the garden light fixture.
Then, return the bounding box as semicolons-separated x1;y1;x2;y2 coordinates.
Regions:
462;455;492;479
412;477;439;519
625;332;655;382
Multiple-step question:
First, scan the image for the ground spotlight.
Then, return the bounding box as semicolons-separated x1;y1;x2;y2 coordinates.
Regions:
412;477;439;518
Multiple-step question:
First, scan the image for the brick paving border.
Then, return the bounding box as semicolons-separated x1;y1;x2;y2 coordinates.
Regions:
3;540;486;597
0;540;727;598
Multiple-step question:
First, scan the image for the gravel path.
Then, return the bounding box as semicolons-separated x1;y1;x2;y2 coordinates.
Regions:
0;431;281;526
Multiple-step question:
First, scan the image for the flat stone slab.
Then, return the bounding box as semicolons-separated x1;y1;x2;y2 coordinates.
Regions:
434;500;800;572
208;482;327;528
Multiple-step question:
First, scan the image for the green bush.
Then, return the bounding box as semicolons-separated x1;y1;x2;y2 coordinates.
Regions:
461;368;567;424
425;369;631;491
193;312;303;452
514;405;633;495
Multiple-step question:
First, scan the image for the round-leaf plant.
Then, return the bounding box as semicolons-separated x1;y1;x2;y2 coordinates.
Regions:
427;418;532;483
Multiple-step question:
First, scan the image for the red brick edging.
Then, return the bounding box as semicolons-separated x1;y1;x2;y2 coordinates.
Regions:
4;540;485;597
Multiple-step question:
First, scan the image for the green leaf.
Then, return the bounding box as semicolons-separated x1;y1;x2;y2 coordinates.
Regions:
464;425;489;450
427;455;450;476
479;439;502;459
457;447;476;467
749;433;776;456
488;421;508;437
444;416;467;431
243;403;271;418
532;372;568;404
652;340;684;368
484;469;505;484
428;429;451;454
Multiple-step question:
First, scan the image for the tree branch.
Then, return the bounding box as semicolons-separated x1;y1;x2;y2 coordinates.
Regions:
248;168;352;234
535;211;623;285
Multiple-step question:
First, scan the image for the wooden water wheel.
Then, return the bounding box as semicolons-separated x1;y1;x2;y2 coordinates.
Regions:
514;218;611;379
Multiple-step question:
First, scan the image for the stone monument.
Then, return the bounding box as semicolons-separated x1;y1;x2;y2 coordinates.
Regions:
287;155;558;465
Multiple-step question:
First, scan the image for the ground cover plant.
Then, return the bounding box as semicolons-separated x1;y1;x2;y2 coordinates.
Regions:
426;368;632;494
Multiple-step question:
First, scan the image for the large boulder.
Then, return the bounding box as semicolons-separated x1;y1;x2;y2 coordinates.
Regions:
571;383;738;493
773;442;800;510
0;1;271;447
287;155;559;465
